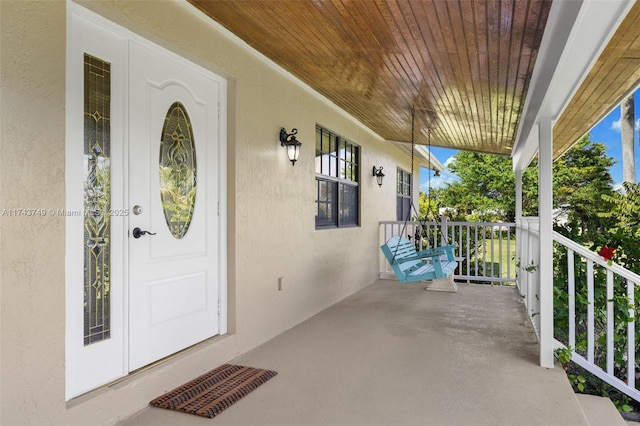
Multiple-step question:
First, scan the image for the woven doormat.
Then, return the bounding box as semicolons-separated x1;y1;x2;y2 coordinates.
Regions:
149;364;277;418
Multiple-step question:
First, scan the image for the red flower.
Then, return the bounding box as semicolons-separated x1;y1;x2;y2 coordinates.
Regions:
599;246;616;262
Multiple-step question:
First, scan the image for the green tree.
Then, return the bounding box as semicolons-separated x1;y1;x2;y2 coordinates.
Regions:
419;192;438;220
553;135;615;236
433;151;537;221
433;134;614;228
599;182;640;273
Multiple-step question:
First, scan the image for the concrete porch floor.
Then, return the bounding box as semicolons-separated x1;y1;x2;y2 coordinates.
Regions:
121;281;589;426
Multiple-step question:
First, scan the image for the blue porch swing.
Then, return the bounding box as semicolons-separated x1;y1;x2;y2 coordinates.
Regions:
380;107;458;288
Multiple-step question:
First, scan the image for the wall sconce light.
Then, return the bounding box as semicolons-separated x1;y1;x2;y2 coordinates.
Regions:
372;166;385;187
279;127;302;166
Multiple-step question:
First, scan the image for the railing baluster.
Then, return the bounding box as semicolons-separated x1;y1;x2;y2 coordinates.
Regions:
628;278;636;390
474;226;479;277
568;248;575;350
587;259;595;364
466;225;471;282
606;270;614;375
507;226;511;280
483;225;487;280
498;226;503;280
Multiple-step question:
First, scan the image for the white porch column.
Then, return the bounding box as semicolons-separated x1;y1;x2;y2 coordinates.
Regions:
538;118;554;368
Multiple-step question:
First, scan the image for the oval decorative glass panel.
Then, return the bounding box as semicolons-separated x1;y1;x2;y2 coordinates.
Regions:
159;101;197;239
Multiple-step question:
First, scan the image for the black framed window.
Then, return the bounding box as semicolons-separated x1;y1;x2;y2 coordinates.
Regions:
315;125;359;228
397;168;411;221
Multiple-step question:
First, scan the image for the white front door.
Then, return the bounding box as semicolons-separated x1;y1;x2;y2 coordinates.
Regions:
128;41;223;370
67;4;227;399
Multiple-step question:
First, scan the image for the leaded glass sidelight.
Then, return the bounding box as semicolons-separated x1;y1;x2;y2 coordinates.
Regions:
159;102;197;239
83;53;111;345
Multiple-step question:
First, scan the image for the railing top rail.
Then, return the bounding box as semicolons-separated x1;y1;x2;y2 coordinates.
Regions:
553;231;640;284
446;221;516;227
379;220;516;227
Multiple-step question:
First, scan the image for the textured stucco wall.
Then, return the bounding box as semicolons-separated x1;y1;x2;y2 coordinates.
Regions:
0;1;413;424
1;1;68;424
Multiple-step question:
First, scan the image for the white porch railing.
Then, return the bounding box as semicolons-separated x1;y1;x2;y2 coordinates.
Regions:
552;231;640;403
381;217;640;403
516;217;541;337
379;219;517;285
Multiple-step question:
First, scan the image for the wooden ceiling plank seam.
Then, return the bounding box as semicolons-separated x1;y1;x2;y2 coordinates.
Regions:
293;1;368;84
431;0;477;148
456;0;490;148
353;0;413;104
287;1;399;128
330;0;418;131
235;1;337;84
249;2;331;58
556;61;640;153
442;0;481;148
556;57;637;148
385;0;451;144
556;67;628;143
503;0;531;151
290;1;369;79
395;1;445;112
459;0;487;147
324;0;387;77
614;6;640;45
486;1;500;146
494;0;510;149
555;63;634;151
203;1;264;44
502;0;534;152
496;0;515;150
301;0;362;56
195;1;340;101
367;0;430;117
405;0;463;147
471;0;493;149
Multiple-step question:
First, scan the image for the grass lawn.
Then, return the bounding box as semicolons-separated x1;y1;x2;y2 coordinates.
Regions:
463;236;517;281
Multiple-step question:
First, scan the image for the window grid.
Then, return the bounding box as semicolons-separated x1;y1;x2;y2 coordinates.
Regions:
315;126;360;228
397;168;412;221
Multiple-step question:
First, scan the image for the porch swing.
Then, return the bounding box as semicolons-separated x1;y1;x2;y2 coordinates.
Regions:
380;107;458;290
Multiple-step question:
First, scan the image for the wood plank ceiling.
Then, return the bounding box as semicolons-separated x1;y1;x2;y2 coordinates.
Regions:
554;1;640;159
188;0;553;156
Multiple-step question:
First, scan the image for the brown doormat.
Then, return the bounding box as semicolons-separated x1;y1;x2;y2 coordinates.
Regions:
149;364;277;419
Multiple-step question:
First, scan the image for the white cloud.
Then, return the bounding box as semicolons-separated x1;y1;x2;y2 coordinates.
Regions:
421;173;458;192
611;117;640;132
420;155;459;192
423;156;458;190
610;118;621;132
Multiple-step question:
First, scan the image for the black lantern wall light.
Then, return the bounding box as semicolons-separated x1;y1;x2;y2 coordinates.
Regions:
372;166;385;187
279;128;302;166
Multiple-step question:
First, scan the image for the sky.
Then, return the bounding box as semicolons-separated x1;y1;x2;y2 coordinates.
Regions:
419;88;640;194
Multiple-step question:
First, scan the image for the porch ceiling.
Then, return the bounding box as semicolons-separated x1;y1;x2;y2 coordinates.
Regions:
189;0;551;158
554;1;640;159
188;0;639;162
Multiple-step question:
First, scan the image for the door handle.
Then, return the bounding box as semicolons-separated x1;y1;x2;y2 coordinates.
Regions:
132;227;157;239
